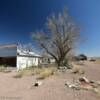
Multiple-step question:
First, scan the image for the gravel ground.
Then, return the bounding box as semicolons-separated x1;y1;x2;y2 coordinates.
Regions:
0;62;100;100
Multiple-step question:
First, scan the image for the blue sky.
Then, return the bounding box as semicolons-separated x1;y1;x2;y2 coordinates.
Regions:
0;0;100;57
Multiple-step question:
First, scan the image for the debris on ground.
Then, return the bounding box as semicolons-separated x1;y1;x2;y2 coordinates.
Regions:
90;80;100;86
65;77;100;95
72;69;85;74
34;81;42;87
79;77;89;83
58;66;67;72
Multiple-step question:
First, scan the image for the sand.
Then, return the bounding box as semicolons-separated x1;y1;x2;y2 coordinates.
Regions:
0;62;100;100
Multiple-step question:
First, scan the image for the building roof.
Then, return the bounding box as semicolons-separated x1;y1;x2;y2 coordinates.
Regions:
0;44;17;57
17;49;41;57
0;44;17;49
0;43;41;57
17;43;41;57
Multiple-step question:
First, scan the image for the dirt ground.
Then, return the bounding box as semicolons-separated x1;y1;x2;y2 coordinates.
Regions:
0;61;100;100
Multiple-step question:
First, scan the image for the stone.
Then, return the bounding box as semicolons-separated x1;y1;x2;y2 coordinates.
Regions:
79;83;93;90
65;82;76;88
78;69;85;74
34;81;42;87
90;80;100;86
79;77;90;83
90;80;96;83
65;82;80;90
65;78;100;95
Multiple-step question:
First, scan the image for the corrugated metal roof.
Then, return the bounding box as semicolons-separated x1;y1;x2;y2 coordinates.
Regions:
0;44;41;57
0;45;17;57
17;43;41;57
17;49;41;57
0;44;17;49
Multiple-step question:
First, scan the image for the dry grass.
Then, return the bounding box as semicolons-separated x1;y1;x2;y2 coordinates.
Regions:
0;67;6;72
36;67;57;80
18;69;34;76
72;64;85;74
13;67;56;79
33;68;43;74
0;66;11;73
13;68;34;78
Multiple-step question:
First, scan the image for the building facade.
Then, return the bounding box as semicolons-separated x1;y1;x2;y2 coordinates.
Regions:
0;44;42;70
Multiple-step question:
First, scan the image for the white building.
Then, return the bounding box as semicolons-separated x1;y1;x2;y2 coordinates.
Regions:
0;44;42;70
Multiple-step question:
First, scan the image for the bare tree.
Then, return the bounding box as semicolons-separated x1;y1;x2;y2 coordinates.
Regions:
32;9;80;67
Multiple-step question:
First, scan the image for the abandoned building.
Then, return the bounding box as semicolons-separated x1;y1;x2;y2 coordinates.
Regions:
0;44;55;70
0;44;42;70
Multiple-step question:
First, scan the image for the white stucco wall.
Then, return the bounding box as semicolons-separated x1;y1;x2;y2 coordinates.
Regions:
17;56;39;70
50;59;55;63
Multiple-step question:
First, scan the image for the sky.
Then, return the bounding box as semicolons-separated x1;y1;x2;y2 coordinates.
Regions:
0;0;100;57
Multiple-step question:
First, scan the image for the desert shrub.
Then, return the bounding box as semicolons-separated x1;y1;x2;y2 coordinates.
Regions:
18;69;34;76
72;68;85;74
72;66;85;74
0;66;11;73
36;68;56;80
33;68;43;74
0;67;6;72
16;67;42;77
15;67;56;78
17;67;42;78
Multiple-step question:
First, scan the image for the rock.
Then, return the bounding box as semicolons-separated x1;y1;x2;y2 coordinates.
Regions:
91;84;98;88
65;82;76;88
79;77;90;83
78;69;85;74
90;80;100;86
65;82;80;90
65;78;100;95
79;83;93;90
90;80;96;83
34;81;42;87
